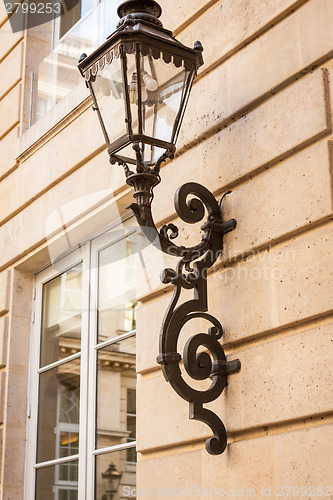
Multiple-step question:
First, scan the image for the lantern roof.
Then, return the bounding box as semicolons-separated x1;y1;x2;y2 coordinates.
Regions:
78;1;203;83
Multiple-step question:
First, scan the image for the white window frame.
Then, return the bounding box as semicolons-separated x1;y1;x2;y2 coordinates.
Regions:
25;219;137;500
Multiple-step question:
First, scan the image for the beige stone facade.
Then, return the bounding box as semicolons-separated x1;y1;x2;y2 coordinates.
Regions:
0;0;333;498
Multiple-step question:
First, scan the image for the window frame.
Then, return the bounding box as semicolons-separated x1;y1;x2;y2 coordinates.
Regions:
25;219;137;500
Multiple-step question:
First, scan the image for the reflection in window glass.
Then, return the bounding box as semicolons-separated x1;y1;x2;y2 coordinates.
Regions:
95;451;136;500
37;359;80;464
96;336;136;450
126;389;136;463
59;0;95;40
98;236;137;343
40;265;82;368
35;460;79;500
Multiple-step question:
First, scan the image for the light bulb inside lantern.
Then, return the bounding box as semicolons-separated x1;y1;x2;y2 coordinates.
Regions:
142;70;158;91
129;72;148;104
129;72;138;104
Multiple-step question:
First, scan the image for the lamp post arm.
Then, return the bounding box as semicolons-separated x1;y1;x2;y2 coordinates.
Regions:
126;178;236;263
126;175;241;455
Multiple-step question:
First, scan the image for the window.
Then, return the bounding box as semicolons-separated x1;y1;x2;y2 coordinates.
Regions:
57;0;97;41
29;0;119;126
26;223;137;499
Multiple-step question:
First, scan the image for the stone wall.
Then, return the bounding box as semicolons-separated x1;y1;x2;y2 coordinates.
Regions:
0;0;332;498
136;0;333;492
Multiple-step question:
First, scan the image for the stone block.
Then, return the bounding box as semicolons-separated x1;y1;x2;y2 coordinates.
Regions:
2;315;31;496
0;19;23;62
0;84;21;139
0;271;11;316
0;41;23;99
272;226;333;325
235;323;333;428
224;139;333;259
11;269;33;320
2;420;27;496
0;126;18;180
6;348;30;429
0;371;6;425
298;0;333;69
137;323;333;452
273;424;333;486
159;0;206;32
0;317;9;367
228;15;300;112
202;425;333;491
137;447;203;493
0;427;2;464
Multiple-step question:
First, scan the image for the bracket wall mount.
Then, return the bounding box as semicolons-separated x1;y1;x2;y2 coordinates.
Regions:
113;149;241;455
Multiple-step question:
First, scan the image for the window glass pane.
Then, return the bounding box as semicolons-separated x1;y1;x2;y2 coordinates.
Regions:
59;0;95;40
98;236;137;343
96;337;136;450
41;265;82;368
35;460;79;500
37;359;80;463
95;450;136;500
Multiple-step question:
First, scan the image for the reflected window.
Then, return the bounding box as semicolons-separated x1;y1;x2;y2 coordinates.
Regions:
40;265;82;368
58;0;96;40
98;234;137;342
126;389;136;464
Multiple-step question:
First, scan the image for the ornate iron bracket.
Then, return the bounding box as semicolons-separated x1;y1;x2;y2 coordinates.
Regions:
111;149;241;455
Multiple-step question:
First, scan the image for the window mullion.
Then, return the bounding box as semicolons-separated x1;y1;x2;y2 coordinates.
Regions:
86;238;99;500
78;244;91;500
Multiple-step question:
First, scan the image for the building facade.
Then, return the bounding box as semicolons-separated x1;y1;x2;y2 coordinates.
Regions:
0;0;333;498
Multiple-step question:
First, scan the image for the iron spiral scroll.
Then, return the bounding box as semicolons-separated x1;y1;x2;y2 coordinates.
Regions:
126;175;241;455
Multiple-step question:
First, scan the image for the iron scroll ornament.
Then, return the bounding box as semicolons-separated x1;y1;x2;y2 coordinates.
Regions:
122;163;241;455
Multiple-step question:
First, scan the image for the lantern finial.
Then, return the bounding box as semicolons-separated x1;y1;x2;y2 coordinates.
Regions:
117;0;162;27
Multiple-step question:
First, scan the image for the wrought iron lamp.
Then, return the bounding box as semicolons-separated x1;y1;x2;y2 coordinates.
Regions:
78;0;241;455
102;463;122;500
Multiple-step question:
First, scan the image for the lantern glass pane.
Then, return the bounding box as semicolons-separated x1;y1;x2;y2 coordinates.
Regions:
91;56;126;146
142;56;188;141
122;51;193;166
